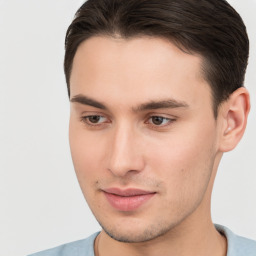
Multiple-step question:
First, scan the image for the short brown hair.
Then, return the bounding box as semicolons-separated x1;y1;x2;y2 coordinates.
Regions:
64;0;249;116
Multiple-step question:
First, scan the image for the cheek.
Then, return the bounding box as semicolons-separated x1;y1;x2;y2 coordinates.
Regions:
69;121;105;191
145;124;216;200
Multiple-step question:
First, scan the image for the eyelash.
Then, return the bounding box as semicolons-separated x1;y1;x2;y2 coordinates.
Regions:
80;115;109;127
146;116;175;128
80;115;176;129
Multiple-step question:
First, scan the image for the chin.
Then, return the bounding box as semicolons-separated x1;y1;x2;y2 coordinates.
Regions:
97;217;178;243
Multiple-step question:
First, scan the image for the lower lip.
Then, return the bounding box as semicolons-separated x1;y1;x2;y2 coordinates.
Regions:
103;192;155;212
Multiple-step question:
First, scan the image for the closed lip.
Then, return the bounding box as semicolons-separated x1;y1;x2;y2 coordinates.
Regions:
102;187;156;197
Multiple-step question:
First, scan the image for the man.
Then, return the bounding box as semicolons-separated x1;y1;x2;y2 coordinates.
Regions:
30;0;256;255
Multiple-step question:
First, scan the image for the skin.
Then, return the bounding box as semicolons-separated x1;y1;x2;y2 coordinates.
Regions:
69;36;250;256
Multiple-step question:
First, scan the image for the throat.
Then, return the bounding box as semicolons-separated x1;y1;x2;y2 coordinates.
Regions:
94;223;227;256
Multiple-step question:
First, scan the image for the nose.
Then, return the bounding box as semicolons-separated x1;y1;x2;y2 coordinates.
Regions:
107;123;145;177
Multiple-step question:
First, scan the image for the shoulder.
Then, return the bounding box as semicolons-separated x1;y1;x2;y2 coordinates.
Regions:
28;232;99;256
215;224;256;256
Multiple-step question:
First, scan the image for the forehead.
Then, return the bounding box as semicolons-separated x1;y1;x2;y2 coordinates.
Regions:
70;36;212;111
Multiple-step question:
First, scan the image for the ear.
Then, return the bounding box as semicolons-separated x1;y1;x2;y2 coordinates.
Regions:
218;87;250;152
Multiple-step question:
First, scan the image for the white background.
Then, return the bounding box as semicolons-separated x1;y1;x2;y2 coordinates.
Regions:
0;1;255;255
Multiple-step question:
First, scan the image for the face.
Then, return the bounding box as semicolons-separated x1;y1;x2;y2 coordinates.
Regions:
69;36;221;243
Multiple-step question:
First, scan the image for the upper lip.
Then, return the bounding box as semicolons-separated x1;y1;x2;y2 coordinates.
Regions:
102;187;156;197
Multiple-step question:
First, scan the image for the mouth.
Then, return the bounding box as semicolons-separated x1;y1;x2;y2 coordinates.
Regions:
102;188;156;212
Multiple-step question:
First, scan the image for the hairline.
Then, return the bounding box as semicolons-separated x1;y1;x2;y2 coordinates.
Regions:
68;33;219;118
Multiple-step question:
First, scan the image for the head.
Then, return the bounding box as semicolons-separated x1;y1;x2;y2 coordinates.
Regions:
66;0;250;243
65;0;249;117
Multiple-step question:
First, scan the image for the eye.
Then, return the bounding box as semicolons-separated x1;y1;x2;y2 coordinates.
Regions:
147;116;174;127
81;115;108;126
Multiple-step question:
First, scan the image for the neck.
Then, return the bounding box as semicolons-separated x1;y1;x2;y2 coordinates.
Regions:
95;214;227;256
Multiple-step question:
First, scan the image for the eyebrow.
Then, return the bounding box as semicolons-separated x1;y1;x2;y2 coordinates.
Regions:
70;94;189;112
133;99;189;112
70;94;107;109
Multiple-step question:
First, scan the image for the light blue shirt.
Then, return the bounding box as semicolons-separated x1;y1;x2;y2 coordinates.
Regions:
29;225;256;256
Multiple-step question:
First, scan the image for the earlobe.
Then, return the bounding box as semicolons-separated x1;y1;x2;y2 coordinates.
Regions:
219;87;250;152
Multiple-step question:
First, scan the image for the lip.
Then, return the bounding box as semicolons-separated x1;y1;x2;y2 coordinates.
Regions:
102;188;156;212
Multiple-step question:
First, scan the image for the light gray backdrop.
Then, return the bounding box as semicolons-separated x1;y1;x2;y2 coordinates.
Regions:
0;1;255;255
